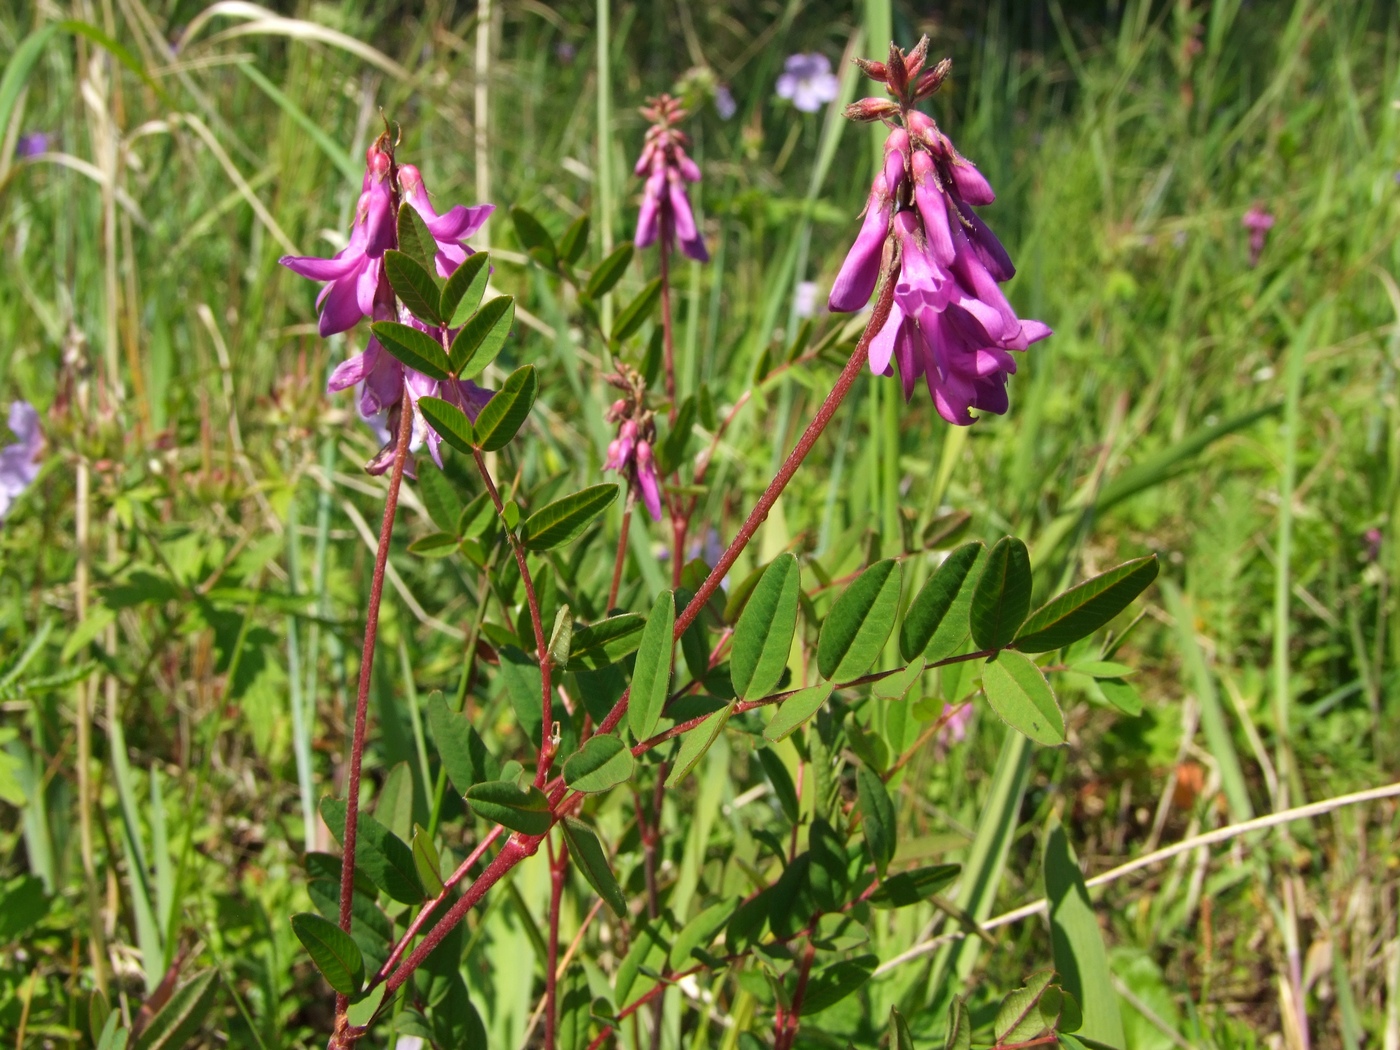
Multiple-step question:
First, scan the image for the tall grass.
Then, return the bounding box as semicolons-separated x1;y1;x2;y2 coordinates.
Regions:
1;0;1397;1046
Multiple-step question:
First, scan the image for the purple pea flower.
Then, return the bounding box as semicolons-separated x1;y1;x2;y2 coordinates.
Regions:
634;95;708;263
280;144;395;336
830;42;1051;426
602;401;663;521
397;165;494;278
1242;204;1274;268
0;401;42;521
776;53;840;113
16;133;48;159
330;303;493;475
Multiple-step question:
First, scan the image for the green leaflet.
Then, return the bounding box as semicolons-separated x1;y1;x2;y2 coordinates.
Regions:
1014;555;1159;653
464;780;552;835
969;537;1032;651
291;913;364;996
521;484;619;550
560;817;627;917
562;735;635;793
817;559;903;681
628;590;676;741
980;650;1066;747
729;554;800;702
900;542;984;662
473;365;538;451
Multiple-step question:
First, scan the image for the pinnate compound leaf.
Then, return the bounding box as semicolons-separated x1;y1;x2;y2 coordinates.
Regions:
763;680;834;742
818;559;903;681
628;590;676;741
384;250;443;325
800;954;877;1015
868;863;961;908
570;614;645;669
291;913;364;995
510;205;557;268
563;735;635;793
586;243;634;299
442;253;491;327
560;817;627;917
901;542;984;661
397;201;437;274
448;296;515;378
370;321;452;381
1013;555;1159;653
969;537;1032;650
889;1006;916;1050
981;650;1065;746
133;971;220;1050
417;396;476;455
665;703;732;787
944;997;972;1050
473;365;537;451
464;780;552;835
730;554;800;702
611;277;662;344
427;693;500;793
521;484;619;550
1045;822;1125;1046
994;970;1057;1045
857;766;896;876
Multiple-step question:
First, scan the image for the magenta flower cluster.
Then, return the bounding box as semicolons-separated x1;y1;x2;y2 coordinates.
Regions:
830;43;1050;425
603;410;661;521
634;95;708;263
280;140;495;472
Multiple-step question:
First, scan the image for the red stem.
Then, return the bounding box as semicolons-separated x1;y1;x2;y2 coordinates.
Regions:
607;494;633;610
332;388;413;1034
385;833;540;994
544;836;567;1050
775;938;817;1050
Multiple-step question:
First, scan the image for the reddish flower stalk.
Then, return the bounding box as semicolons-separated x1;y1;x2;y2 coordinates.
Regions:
544;837;568;1050
330;385;413;1045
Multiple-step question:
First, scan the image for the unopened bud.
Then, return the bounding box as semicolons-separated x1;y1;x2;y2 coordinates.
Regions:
904;36;931;80
854;57;889;82
886;40;909;97
844;97;901;123
914;58;953;100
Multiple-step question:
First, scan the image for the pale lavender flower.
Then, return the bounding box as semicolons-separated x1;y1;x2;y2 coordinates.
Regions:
280;144;395;336
776;53;840;113
16;133;48;159
1242;204;1274;267
0;401;42;521
935;702;973;757
714;85;737;120
830;44;1050;426
793;280;819;319
634;95;709;263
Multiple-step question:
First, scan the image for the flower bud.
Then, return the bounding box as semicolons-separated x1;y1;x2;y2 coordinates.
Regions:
914;57;953;100
854;57;889;82
844;97;901;123
886;40;909;97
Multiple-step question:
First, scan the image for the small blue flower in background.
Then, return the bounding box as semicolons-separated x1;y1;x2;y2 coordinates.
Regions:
776;53;839;113
0;401;42;521
16;132;48;158
714;85;737;120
